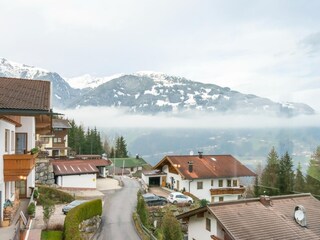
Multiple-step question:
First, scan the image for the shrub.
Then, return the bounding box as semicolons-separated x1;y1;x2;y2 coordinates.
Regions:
33;189;39;199
199;199;209;207
38;186;74;204
160;209;183;240
136;191;149;227
27;202;36;216
64;199;102;240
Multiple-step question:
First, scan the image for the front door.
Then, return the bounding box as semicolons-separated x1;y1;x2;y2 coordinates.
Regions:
177;180;180;191
15;180;26;198
162;176;166;187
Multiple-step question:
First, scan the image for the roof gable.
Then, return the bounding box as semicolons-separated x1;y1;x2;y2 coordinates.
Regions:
154;155;256;179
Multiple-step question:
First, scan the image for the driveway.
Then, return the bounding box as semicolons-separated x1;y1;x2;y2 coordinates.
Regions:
95;176;141;240
31;177;121;231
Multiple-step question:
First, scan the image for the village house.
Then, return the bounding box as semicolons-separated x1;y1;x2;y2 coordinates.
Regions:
51;157;112;189
109;155;150;175
177;193;320;240
0;77;52;225
38;118;71;158
142;153;256;202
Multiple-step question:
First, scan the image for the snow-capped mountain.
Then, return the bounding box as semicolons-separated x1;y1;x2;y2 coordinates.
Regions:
68;72;314;116
65;73;124;89
0;58;315;116
0;58;82;108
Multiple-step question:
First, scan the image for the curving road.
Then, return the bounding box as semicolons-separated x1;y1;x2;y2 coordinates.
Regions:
95;176;141;240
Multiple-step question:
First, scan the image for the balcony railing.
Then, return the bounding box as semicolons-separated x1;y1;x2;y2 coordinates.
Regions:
210;187;245;195
3;153;37;181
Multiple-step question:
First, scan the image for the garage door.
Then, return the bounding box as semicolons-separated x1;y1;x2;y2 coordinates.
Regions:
149;177;160;186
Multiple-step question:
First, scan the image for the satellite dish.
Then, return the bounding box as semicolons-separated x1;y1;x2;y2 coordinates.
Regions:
189;151;194;156
294;205;307;227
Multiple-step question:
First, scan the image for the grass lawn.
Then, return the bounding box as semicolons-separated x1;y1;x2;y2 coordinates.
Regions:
41;230;63;240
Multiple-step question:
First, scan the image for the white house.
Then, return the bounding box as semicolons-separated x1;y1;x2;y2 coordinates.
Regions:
0;77;52;224
177;193;320;240
144;153;256;202
51;158;112;189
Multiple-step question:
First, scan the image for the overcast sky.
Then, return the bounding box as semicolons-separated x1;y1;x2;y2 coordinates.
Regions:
1;0;320;111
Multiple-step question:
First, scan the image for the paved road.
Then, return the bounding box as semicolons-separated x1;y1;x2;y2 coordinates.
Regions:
95;176;141;240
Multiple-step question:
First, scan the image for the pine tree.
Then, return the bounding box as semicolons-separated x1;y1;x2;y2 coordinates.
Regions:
260;147;280;194
115;136;128;158
293;162;306;193
306;146;320;195
278;152;294;194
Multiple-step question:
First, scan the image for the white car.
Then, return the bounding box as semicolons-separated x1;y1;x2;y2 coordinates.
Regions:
167;192;194;204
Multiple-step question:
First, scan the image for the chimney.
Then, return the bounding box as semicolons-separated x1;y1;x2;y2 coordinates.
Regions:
188;161;194;173
198;151;203;158
260;195;271;206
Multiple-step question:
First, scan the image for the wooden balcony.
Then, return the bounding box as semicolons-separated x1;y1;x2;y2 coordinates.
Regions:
3;154;37;181
210;187;245;195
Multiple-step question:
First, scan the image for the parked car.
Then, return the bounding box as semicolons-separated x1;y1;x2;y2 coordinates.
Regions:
62;200;87;214
167;192;194;204
142;193;168;206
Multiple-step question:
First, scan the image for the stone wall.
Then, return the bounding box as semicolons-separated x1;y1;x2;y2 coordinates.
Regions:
35;159;55;185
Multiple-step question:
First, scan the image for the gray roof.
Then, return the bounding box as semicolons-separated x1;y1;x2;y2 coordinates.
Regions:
53;119;71;128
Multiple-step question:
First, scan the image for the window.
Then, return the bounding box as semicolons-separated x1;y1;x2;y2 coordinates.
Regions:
5;129;10;152
219;196;224;202
218;179;223;187
227;179;231;187
211;179;214;186
54;137;62;143
206;218;211;231
40;137;50;144
197;181;203;190
233;180;238;187
16;133;27;154
11;131;15;151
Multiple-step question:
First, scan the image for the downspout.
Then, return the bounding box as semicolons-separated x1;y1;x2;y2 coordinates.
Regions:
189;179;193;192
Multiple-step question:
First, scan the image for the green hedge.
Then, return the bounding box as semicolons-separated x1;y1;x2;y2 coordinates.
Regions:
64;199;102;240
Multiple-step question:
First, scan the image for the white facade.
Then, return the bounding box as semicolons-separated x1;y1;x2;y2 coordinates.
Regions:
188;212;226;240
162;164;242;202
56;174;97;189
0;116;36;221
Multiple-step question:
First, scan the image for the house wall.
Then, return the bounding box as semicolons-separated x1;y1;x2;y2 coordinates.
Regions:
16;117;36;198
57;174;97;189
188;212;217;240
16;117;35;152
0;119;16;222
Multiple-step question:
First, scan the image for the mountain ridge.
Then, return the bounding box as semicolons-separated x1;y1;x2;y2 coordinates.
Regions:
0;58;315;117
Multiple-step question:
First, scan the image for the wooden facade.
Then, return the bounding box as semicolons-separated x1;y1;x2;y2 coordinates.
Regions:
210;187;245;196
3;153;36;181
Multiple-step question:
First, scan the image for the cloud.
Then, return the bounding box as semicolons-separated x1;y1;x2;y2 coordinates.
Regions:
58;106;320;129
300;32;320;55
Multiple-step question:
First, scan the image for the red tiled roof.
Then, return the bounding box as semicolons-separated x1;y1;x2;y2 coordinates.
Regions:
154;155;256;179
177;193;320;239
0;77;51;111
52;159;111;176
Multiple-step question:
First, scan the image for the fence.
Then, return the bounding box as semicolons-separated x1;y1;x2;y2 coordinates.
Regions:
135;213;157;240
